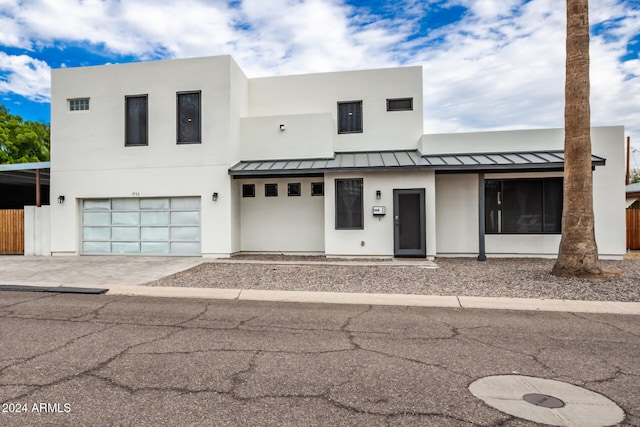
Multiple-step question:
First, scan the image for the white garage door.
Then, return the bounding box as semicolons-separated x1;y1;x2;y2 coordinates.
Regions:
82;197;201;255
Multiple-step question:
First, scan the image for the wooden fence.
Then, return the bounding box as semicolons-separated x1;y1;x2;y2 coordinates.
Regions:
628;208;640;250
0;209;24;255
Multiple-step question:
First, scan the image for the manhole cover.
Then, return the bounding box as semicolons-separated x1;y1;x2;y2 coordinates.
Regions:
523;393;565;408
469;375;625;427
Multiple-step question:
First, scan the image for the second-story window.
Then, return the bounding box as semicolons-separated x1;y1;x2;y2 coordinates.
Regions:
338;101;363;134
177;91;201;144
387;98;413;111
69;98;90;111
125;95;148;147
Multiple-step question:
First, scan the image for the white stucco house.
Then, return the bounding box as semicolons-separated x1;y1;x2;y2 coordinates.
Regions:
49;55;626;259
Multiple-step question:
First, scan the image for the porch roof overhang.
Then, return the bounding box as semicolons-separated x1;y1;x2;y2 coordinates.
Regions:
229;150;606;177
0;162;51;185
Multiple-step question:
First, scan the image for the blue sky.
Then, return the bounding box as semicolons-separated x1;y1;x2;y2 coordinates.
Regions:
1;0;639;165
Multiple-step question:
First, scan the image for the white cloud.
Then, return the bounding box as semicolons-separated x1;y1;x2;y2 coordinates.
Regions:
0;53;50;102
0;0;638;150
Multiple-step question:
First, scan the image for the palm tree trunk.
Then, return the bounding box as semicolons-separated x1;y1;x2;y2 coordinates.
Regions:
552;0;601;277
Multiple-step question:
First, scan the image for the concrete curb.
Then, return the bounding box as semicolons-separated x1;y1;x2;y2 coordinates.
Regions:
102;285;640;314
3;283;639;314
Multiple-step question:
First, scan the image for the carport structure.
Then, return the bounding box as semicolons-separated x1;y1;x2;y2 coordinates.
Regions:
0;162;50;254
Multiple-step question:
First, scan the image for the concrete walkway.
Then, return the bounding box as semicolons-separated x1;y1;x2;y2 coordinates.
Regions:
1;255;639;315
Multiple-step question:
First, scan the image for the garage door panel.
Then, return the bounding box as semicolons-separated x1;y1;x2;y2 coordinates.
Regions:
82;197;200;255
112;212;139;225
141;211;169;225
83;241;110;253
171;198;199;210
84;200;110;210
141;227;169;240
171;226;199;240
171;242;200;254
112;242;139;254
113;199;139;210
171;211;199;225
83;227;110;241
84;212;110;225
141;242;170;254
141;198;169;210
112;227;139;241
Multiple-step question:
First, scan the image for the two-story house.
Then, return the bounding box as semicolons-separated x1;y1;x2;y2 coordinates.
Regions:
50;55;626;259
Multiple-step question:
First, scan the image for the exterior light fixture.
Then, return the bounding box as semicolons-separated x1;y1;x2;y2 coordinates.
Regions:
58;195;65;204
212;192;218;201
376;190;381;200
279;124;285;131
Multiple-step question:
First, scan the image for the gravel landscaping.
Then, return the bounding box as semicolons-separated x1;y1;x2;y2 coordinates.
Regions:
148;256;640;302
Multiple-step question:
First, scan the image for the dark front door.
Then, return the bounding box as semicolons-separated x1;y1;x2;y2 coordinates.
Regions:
393;189;426;258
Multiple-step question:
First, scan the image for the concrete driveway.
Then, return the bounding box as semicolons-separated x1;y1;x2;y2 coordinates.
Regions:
0;256;204;287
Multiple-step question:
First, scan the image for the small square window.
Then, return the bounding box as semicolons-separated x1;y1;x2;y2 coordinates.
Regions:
311;182;324;196
387;98;413;111
288;183;301;196
242;184;255;198
265;183;278;197
69;98;89;111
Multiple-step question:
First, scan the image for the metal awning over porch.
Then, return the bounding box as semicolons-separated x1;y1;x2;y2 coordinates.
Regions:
229;150;606;177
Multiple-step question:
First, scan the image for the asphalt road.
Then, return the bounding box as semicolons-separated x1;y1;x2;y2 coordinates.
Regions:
0;291;638;426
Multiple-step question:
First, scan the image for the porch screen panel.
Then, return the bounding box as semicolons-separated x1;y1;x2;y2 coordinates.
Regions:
502;180;543;233
398;193;421;249
543;179;563;233
485;178;563;234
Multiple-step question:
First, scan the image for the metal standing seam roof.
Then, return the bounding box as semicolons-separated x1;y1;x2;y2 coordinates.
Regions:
228;150;606;176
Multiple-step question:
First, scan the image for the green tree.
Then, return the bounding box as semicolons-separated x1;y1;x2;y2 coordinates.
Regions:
552;0;601;278
0;105;50;164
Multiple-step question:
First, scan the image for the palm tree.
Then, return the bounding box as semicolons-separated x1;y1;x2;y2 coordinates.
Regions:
552;0;602;277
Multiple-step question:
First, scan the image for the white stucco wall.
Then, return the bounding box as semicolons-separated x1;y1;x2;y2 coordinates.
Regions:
50;55;246;256
49;54;625;260
240;113;334;160
324;171;436;258
239;177;325;253
431;127;626;258
248;67;424;152
24;206;51;256
435;174;479;256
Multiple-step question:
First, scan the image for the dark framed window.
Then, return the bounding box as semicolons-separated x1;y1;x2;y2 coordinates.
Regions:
69;98;89;111
311;182;324;196
288;183;301;196
177;91;201;144
486;178;563;234
125;95;148;146
338;101;363;134
265;183;278;197
387;98;413;111
335;179;363;229
242;184;255;198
